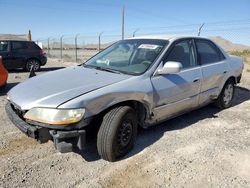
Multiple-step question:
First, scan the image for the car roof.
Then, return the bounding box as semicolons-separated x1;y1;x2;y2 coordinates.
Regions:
127;35;209;41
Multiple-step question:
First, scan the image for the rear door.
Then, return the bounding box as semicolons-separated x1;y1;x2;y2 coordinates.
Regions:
10;41;28;69
195;39;228;105
0;41;13;69
151;39;202;122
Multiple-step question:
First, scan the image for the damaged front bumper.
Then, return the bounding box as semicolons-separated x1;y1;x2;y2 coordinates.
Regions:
5;102;86;153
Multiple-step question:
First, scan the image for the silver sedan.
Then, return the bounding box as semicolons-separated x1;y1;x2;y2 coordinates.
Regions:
6;36;244;162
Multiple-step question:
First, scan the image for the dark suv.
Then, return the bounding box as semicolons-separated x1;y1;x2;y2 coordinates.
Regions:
0;40;47;71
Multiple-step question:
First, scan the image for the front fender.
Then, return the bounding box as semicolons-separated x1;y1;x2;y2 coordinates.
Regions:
58;77;154;119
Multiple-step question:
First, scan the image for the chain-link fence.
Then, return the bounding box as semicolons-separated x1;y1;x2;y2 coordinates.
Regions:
36;20;250;63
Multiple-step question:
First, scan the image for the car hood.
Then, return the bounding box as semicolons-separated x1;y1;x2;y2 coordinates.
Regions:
8;66;131;110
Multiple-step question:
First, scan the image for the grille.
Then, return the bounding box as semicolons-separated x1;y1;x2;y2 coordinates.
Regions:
10;103;25;119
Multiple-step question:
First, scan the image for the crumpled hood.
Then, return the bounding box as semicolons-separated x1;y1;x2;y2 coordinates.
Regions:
8;66;131;110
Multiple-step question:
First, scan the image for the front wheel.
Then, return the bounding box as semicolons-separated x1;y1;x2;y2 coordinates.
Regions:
97;106;138;162
215;79;235;109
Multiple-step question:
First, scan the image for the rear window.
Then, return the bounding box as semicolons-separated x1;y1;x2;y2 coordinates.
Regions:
27;42;41;50
196;39;225;65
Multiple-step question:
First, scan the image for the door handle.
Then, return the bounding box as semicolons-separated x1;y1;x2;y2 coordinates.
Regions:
193;78;200;83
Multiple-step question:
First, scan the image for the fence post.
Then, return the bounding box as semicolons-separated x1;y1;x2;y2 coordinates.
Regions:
98;32;104;52
75;34;80;62
198;23;205;36
133;28;140;37
60;35;64;59
47;38;50;56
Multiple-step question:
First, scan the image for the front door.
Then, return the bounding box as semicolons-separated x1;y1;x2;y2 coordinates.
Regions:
0;41;13;69
151;39;202;122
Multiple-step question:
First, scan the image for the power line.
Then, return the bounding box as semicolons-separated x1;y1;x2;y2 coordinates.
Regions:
0;1;118;14
126;19;250;31
127;7;189;25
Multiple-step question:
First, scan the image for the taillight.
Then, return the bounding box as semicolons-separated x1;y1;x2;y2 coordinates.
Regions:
40;49;45;55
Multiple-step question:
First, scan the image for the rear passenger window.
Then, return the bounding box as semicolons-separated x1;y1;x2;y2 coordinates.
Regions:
196;40;224;65
12;42;27;50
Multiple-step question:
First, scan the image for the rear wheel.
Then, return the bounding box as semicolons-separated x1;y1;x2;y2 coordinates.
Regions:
97;106;138;162
25;59;40;71
215;79;235;109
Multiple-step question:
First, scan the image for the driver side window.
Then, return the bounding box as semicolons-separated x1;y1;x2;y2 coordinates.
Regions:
166;40;196;69
0;41;9;52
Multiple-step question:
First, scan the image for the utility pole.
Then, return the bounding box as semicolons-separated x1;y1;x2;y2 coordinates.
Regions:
27;30;32;41
122;5;125;40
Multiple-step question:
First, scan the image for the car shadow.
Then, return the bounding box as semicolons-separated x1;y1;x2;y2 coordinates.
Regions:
8;67;65;73
0;67;65;96
0;83;19;96
39;67;65;72
76;86;250;162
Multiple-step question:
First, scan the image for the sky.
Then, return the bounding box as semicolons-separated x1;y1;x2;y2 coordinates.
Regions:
0;0;250;44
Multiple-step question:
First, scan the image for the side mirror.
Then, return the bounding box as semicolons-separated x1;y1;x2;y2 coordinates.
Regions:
157;61;182;75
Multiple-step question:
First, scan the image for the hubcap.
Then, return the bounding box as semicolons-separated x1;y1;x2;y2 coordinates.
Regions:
118;120;133;147
223;84;233;105
27;60;39;71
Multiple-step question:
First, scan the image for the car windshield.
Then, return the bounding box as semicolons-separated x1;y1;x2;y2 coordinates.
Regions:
84;39;168;75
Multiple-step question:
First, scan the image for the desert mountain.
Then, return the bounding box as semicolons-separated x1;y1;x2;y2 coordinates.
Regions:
209;36;250;52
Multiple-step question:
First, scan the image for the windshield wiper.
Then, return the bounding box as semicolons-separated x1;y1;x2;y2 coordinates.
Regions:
83;64;95;69
94;66;123;74
83;64;125;74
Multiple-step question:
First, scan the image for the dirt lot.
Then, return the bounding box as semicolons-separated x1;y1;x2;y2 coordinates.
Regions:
0;59;250;188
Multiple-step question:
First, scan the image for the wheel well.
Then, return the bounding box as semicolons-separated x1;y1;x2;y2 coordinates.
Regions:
26;58;41;65
92;100;149;128
227;76;236;85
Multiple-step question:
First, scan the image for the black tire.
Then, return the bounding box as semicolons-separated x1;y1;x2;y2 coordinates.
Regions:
25;59;40;71
97;106;138;162
215;79;235;109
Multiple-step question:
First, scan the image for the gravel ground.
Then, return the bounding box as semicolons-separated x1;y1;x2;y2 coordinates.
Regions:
0;59;250;188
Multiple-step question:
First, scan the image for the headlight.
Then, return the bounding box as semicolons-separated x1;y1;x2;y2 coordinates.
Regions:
24;108;85;125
